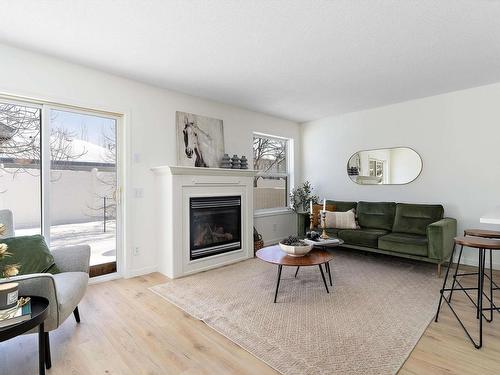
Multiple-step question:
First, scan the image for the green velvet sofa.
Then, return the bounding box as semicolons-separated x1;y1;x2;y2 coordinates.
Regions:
298;200;457;276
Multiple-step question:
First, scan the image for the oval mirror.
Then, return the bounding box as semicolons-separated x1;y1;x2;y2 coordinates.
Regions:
347;147;422;185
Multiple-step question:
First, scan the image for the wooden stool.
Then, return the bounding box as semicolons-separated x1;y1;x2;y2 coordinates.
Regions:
464;228;500;239
462;229;500;325
435;236;500;348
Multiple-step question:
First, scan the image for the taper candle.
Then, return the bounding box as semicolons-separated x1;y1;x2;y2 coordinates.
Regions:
310;200;313;214
323;198;326;211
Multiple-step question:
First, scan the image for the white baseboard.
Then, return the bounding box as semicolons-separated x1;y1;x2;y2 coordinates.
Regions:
455;253;500;270
89;272;122;284
124;265;159;278
263;238;281;246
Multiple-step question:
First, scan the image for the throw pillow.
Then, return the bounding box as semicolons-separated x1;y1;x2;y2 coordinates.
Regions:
0;235;60;276
311;204;336;227
325;209;358;229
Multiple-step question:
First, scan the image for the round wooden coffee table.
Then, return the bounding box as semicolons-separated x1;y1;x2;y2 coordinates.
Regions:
256;245;334;303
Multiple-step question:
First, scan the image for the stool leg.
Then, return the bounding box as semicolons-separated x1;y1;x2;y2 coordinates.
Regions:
448;245;464;304
490;249;494;322
477;248;486;348
477;248;483;320
435;243;457;322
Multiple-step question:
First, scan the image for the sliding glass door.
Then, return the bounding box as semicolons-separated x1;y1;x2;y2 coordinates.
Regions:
49;108;119;276
0;98;121;277
0;100;42;236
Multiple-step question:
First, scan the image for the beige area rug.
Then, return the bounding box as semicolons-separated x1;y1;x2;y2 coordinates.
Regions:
150;249;443;375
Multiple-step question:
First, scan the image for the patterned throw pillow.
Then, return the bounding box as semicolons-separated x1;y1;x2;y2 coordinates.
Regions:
324;209;358;229
311;204;336;227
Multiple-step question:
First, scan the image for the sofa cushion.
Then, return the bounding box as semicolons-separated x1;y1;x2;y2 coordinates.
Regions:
338;228;389;248
392;203;444;236
326;200;357;212
356;201;396;231
325;209;357;229
0;235;60;276
311;203;336;227
325;228;340;238
378;232;428;256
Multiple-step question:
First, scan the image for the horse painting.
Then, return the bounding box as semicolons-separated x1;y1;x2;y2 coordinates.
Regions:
182;117;208;167
176;112;224;168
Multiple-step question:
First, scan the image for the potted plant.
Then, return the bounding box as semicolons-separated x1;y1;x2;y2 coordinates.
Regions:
289;181;320;235
289;181;319;213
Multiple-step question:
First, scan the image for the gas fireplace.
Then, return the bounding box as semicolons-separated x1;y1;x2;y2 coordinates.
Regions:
190;196;242;260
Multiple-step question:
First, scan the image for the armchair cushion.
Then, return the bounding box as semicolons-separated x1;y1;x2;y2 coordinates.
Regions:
0;235;60;275
51;245;91;273
53;272;89;323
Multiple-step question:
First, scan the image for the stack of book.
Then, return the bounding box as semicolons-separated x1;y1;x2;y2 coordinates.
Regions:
0;300;32;328
303;238;340;246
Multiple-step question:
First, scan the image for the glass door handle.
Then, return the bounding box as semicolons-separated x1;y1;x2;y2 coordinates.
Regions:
113;187;121;205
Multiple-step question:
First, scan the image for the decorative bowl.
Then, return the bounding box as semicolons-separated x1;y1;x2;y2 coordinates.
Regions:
279;242;313;257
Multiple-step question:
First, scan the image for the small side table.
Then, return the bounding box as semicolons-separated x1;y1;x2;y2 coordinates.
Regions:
0;296;50;375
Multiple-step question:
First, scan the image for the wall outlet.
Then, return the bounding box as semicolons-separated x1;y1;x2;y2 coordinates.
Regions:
134;188;144;198
272;223;277;232
133;246;140;256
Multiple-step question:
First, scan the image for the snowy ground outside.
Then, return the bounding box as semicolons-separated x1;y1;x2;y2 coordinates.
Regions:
17;220;116;266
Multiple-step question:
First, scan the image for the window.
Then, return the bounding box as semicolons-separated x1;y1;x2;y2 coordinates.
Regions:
253;133;290;211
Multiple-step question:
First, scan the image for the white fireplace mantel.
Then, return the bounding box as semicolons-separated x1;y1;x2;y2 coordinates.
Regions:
151;165;256;278
151;165;257;177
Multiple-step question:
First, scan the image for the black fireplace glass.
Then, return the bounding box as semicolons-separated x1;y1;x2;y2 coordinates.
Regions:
189;196;242;260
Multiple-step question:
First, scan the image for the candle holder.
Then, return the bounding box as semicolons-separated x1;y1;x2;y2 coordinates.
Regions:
320;211;330;239
309;212;315;231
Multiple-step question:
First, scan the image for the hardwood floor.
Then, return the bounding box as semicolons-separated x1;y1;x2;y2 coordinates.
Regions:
1;270;500;375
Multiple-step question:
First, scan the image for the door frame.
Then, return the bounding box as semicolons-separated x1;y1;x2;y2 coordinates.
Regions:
0;93;127;279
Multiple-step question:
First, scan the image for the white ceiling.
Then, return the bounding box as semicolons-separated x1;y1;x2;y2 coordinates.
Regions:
1;1;500;122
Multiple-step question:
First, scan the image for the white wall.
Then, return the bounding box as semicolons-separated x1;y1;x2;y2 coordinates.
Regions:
0;43;300;277
302;82;500;268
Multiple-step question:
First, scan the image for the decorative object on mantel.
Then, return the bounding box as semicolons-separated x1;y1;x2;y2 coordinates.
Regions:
253;227;264;254
231;154;241;169
176;111;224;168
240;155;248;169
220;153;232;168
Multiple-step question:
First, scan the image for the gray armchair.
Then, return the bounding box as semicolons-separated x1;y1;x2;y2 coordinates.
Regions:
2;245;91;331
0;210;90;368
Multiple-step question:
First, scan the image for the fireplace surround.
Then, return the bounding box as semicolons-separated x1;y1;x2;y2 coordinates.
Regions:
152;166;255;278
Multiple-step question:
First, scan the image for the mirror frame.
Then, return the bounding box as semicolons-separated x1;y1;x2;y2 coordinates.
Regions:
346;146;423;185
